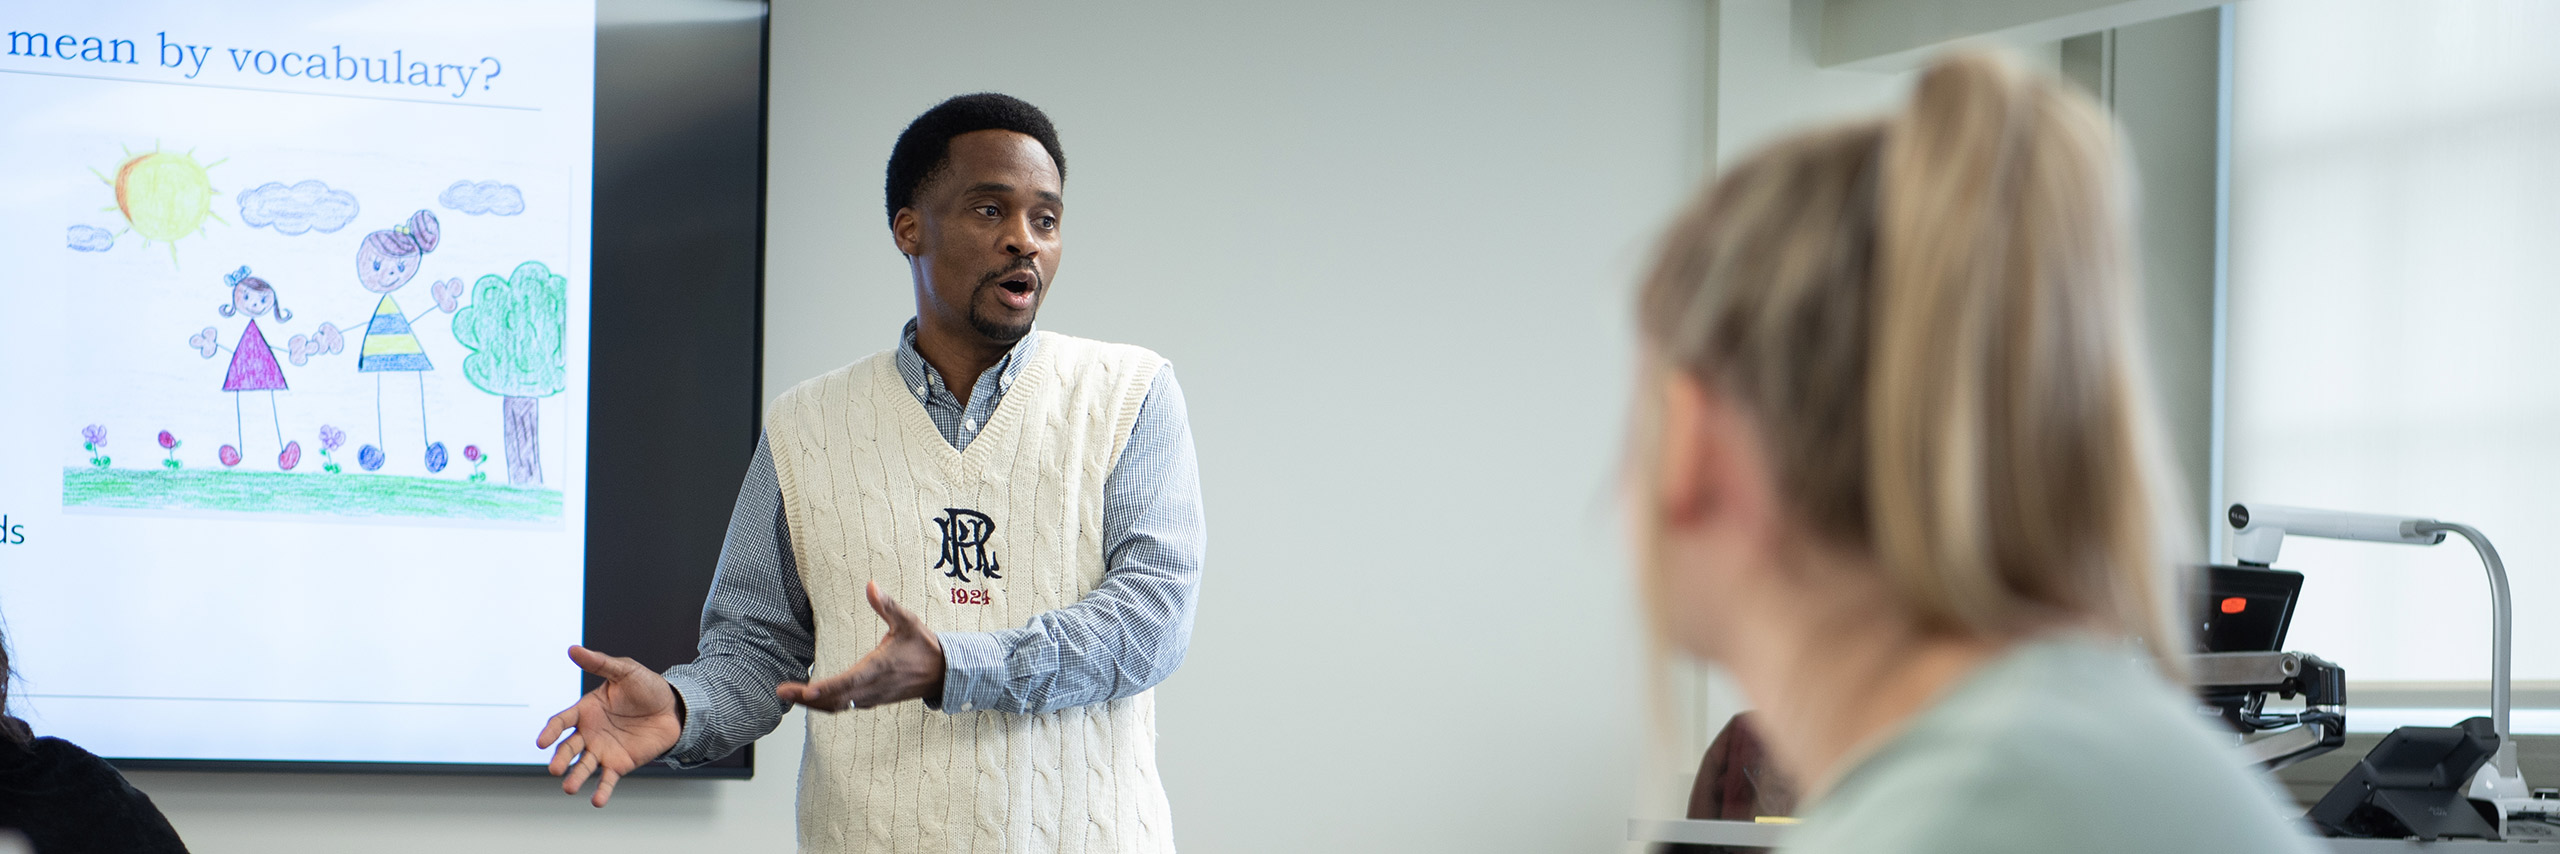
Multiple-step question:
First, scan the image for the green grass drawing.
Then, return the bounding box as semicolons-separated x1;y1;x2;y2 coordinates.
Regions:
62;467;559;522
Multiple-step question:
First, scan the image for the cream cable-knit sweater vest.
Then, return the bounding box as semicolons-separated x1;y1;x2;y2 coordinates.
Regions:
766;331;1175;854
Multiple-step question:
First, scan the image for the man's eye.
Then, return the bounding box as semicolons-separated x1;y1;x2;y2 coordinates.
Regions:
976;206;1000;217
1037;217;1057;230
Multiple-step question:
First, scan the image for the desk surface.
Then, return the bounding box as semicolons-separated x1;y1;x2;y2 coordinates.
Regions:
1627;819;2548;851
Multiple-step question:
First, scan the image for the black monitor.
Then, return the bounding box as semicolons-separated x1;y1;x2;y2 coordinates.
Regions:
2197;564;2304;654
570;0;769;780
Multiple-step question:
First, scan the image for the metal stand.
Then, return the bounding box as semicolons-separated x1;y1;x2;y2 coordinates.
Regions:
2227;506;2532;836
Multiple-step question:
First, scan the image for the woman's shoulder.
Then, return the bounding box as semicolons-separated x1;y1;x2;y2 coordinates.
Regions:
0;735;104;777
0;735;128;798
0;737;190;853
1788;637;2321;854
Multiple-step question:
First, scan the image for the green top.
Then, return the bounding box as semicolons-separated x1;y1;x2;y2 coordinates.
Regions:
1782;635;2320;854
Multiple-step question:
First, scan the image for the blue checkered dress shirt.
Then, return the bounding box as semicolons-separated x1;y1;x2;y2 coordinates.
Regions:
657;322;1204;767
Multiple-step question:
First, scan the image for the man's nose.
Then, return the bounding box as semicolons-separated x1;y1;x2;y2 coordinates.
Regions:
1000;215;1038;257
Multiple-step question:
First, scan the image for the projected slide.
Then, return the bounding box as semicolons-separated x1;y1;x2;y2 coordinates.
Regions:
0;1;593;765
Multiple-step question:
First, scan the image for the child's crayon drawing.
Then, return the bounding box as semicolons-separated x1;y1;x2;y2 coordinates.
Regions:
52;148;572;525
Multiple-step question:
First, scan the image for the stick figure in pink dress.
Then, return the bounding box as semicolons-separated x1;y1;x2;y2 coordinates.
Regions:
189;266;309;469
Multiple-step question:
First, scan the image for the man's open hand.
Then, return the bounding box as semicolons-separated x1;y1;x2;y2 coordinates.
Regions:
535;646;682;807
777;581;947;711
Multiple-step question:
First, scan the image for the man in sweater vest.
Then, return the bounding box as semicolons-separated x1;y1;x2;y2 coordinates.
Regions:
535;94;1204;854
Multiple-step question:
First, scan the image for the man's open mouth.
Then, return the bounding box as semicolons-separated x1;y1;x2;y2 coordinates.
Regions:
987;267;1040;310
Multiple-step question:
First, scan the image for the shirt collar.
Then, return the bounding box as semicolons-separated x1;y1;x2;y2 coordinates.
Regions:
893;318;1041;402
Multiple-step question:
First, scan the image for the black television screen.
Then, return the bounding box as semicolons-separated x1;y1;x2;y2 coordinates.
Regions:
0;0;766;776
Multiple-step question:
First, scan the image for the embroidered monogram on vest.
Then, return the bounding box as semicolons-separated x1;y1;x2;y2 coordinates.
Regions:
931;507;1001;582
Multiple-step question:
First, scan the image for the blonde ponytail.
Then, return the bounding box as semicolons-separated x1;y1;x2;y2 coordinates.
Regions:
1637;50;2189;666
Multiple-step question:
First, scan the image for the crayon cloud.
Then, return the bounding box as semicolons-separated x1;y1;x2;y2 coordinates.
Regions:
238;180;360;235
439;180;524;216
67;224;115;252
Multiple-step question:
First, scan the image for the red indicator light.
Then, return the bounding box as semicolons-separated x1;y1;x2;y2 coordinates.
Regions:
2220;597;2247;615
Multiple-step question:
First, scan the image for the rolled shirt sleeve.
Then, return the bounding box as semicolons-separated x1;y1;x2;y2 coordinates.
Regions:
659;433;815;768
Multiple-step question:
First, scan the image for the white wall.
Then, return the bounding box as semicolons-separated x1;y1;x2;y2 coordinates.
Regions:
1715;0;1909;167
129;1;1712;851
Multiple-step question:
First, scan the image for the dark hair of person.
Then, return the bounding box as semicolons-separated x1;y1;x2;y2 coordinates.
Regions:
883;93;1066;224
1;622;31;747
362;209;443;258
218;275;294;323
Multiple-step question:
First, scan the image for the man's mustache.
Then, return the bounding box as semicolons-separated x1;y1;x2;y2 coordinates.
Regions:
977;259;1042;290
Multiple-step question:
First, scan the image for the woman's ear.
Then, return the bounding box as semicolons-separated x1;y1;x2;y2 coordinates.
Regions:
1654;372;1712;526
1642;370;1786;663
1656;372;1778;541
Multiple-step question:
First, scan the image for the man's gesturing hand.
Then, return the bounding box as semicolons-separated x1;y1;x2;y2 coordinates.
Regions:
777;581;947;712
535;646;682;807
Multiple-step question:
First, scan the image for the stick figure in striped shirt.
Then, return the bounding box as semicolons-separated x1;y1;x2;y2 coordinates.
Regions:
350;209;462;472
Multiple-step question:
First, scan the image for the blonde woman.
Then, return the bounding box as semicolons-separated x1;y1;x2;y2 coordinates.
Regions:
1628;52;2316;852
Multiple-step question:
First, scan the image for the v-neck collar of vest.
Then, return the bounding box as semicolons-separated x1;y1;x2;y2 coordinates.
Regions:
884;331;1056;481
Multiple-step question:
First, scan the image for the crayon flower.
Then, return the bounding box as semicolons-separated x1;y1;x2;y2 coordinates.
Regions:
81;424;110;468
318;425;347;474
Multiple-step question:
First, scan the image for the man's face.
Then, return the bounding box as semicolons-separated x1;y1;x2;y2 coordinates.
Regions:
895;129;1064;346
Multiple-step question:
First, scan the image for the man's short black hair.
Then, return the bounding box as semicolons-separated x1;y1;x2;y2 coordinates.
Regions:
884;93;1067;224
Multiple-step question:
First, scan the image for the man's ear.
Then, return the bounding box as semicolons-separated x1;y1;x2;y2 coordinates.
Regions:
892;207;923;257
